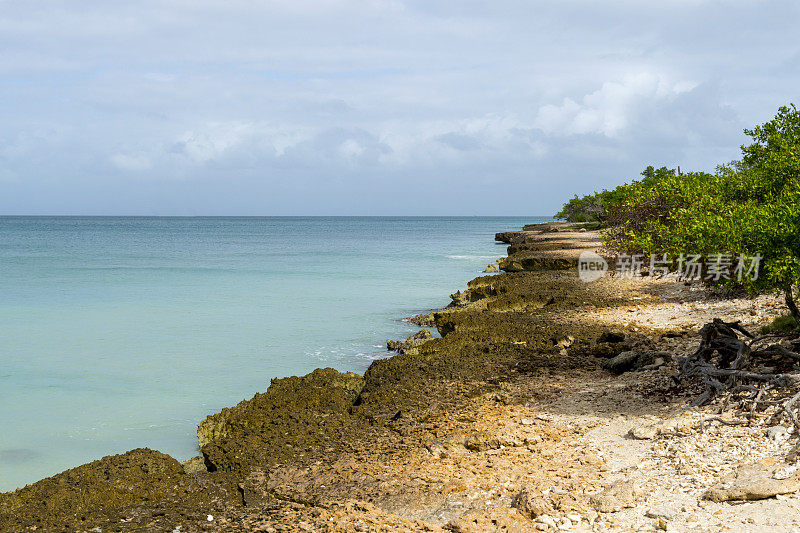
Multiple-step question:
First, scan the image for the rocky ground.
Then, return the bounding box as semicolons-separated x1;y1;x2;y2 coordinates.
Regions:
2;222;799;532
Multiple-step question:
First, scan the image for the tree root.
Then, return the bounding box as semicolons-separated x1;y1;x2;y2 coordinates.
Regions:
678;318;800;432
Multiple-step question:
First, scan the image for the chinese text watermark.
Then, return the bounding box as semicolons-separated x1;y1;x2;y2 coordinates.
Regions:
578;253;762;283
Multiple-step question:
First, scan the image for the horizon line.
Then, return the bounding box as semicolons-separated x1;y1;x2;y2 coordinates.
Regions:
0;214;555;218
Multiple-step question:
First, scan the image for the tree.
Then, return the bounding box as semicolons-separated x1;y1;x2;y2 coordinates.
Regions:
554;167;672;226
555;193;606;223
598;104;800;323
737;104;800;322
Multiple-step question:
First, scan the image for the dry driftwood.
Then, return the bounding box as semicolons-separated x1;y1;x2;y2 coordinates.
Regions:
678;319;800;435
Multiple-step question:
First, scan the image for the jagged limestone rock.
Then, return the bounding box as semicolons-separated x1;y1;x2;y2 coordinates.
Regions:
407;312;436;327
590;481;642;512
387;329;434;354
704;462;800;502
181;455;208;474
598;330;626;343
512;486;552;518
464;432;501;452
198;368;365;477
0;448;225;531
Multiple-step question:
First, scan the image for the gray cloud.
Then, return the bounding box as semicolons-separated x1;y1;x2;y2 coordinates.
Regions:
1;0;799;214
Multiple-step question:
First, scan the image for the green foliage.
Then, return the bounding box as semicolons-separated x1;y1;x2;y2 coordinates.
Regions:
564;221;603;231
566;104;800;318
554;168;659;224
603;169;716;254
555;192;606;223
760;314;798;334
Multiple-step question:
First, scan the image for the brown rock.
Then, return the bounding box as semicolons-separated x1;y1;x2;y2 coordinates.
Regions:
704;462;800;502
0;449;191;531
628;425;658;440
592;342;630;358
387;329;434;354
590;481;641;512
465;432;501;452
198;367;366;476
181;455;208;474
512;487;552;518
598;330;626;343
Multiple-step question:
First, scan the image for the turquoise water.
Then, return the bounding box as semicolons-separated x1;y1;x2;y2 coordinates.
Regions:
0;216;548;491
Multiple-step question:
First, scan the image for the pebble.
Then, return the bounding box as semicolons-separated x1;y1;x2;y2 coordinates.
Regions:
535;515;557;529
520;418;535;425
207;515;214;521
773;465;797;480
767;425;790;441
646;506;676;520
590;481;641;512
629;425;658;440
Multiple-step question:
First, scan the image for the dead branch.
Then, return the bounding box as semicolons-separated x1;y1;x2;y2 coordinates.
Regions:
782;392;800;433
700;416;749;430
678;319;800;429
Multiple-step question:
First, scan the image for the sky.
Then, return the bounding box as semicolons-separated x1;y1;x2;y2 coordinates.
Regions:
1;0;799;215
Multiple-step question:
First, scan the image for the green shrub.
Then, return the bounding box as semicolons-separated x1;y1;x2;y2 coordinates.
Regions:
760;314;798;334
555;167;668;225
567;104;800;322
555;192;607;223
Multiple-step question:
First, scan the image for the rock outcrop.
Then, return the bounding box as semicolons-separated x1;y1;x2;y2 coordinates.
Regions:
198;368;365;477
704;462;800;502
0;448;238;531
590;481;642;513
386;329;434;354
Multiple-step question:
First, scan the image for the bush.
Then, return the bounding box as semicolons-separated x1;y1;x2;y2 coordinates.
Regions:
570;104;800;321
555;192;607;223
603;168;715;252
760;314;798;334
554;167;669;225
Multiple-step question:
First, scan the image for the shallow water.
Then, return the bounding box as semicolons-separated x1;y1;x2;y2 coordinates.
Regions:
0;216;548;490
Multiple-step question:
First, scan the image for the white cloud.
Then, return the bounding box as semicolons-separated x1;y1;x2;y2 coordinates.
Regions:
98;74;732;184
534;73;698;137
0;0;797;214
173;122;258;164
339;138;365;159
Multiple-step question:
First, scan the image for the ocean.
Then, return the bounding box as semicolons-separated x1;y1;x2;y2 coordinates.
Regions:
0;216;548;491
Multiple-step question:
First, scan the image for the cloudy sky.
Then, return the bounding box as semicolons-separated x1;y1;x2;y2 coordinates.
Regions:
2;0;799;215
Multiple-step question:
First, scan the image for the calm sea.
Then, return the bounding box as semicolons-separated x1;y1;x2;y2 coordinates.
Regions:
0;216;548;490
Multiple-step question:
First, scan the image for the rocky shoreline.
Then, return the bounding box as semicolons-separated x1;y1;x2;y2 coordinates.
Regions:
2;222;799;532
